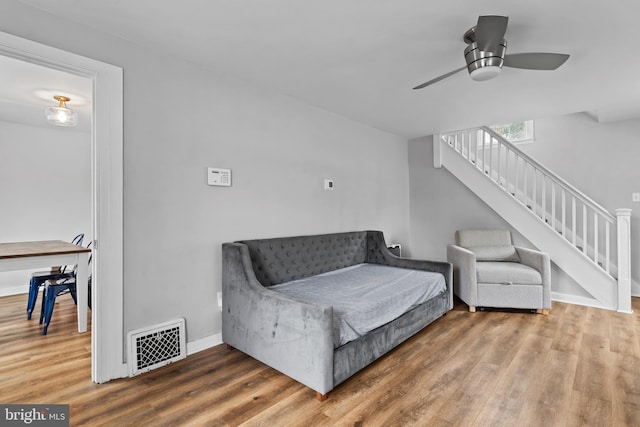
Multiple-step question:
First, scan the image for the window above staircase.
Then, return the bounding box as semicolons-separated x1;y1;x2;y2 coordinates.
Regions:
490;120;534;144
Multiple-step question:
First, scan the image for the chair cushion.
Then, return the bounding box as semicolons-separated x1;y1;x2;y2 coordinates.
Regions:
467;245;520;262
476;262;542;285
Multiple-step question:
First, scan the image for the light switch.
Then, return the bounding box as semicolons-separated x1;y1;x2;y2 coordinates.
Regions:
633;193;640;202
208;167;231;187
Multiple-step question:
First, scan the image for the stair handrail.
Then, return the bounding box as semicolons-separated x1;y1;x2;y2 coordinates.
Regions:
476;126;615;222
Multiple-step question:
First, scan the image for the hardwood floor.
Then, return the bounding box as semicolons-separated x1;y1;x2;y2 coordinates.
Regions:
1;293;639;426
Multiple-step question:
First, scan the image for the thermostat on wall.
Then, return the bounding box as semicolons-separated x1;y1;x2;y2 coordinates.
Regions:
208;167;231;187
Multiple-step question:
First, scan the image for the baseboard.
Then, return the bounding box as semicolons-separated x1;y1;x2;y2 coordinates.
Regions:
186;332;222;356
0;287;26;298
551;292;610;310
632;279;640;298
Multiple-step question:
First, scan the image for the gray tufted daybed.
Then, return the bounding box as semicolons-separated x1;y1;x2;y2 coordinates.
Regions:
221;230;452;400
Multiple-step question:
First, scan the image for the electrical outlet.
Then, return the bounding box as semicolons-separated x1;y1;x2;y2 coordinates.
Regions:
633;193;640;202
217;291;222;312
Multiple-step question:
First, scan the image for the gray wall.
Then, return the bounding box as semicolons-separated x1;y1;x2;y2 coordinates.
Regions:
408;135;524;260
0;121;91;295
0;2;410;342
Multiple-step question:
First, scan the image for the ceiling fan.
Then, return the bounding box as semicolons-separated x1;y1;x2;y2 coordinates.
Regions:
413;15;570;90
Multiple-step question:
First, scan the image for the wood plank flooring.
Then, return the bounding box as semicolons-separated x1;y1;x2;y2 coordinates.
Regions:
1;293;639;426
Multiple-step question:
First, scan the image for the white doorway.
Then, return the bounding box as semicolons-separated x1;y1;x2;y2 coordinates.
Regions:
0;55;92;297
0;31;125;382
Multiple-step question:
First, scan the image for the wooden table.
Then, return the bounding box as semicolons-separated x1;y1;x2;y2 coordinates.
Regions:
0;240;91;333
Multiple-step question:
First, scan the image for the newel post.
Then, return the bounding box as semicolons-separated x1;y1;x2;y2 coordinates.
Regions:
616;208;632;313
433;134;442;168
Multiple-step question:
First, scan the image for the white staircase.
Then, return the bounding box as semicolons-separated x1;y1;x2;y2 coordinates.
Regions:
436;127;632;312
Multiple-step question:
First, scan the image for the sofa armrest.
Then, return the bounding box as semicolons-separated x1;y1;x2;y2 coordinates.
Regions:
366;231;453;309
375;249;452;280
222;242;335;394
515;246;551;309
384;255;454;311
447;244;478;307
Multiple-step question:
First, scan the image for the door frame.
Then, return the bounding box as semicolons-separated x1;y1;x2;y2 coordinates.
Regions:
0;31;126;382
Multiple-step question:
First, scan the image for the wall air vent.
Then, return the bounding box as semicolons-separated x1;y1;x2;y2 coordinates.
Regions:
127;318;186;376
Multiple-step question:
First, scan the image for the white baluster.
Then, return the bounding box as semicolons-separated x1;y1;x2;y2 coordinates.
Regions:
561;188;566;237
532;168;537;217
551;183;556;230
541;175;546;223
497;142;502;186
462;132;467;158
605;221;610;273
489;136;493;180
505;147;510;193
515;155;520;201
524;162;529;208
582;205;588;255
593;211;598;265
478;131;484;172
474;131;479;166
571;196;576;246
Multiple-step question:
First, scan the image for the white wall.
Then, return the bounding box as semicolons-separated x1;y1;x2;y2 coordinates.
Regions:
0;121;91;295
0;2;410;343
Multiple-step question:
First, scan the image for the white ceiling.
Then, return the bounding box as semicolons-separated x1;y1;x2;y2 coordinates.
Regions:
13;0;640;138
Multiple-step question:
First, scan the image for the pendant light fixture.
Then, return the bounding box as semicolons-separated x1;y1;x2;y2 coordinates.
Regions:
45;95;78;127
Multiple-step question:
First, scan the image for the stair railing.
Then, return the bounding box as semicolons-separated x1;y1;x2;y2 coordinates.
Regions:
440;126;623;278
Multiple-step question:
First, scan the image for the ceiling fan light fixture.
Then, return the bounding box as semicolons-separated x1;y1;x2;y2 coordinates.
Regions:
469;65;502;81
45;95;78;127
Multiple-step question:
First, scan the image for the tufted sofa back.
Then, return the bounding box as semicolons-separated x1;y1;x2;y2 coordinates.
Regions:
237;231;376;287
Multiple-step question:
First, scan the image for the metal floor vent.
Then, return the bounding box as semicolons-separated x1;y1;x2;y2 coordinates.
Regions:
127;318;186;376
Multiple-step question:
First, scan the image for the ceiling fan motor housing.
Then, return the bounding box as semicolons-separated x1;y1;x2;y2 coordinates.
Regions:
464;39;507;81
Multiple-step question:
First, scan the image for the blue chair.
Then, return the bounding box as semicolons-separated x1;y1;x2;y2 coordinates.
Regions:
26;233;84;320
40;241;92;335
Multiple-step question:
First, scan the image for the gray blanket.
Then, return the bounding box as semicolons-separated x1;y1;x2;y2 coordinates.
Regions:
270;263;446;347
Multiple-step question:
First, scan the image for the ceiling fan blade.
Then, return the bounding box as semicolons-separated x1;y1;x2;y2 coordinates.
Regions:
475;15;508;51
413;66;467;90
504;52;570;70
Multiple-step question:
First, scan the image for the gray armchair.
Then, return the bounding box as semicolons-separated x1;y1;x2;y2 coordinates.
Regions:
447;229;551;314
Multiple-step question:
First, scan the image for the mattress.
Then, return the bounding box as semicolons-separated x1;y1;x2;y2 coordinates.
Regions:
270;263;446;347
